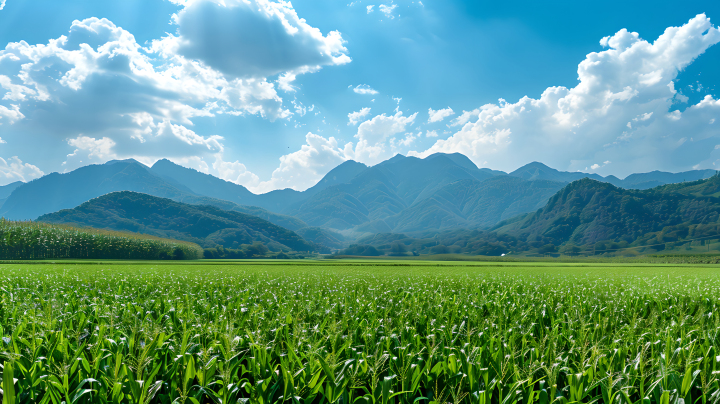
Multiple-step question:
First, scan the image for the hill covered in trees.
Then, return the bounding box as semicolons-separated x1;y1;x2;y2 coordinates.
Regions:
38;192;317;252
2;154;717;240
493;176;720;251
337;175;720;257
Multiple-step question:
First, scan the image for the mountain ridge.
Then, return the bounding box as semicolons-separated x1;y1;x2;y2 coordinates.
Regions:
38;191;318;252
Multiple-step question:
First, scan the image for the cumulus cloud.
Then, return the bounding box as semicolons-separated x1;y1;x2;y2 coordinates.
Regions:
66;136;118;165
353;84;378;95
392;132;418;147
428;107;454;123
0;104;23;124
379;4;398;18
449;109;480;127
0;0;5;11
426;130;438;138
155;0;350;79
367;5;374;13
248;133;350;193
410;14;720;175
348;107;371;125
0;156;43;182
0;17;288;146
212;158;261;189
0;7;349;180
346;110;417;165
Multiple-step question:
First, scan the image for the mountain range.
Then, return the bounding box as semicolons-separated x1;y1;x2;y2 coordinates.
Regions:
38;191;317;252
1;153;718;248
491;175;720;252
340;174;720;256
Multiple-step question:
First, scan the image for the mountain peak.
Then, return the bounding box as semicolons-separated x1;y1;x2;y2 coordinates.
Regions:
512;161;554;172
105;158;143;166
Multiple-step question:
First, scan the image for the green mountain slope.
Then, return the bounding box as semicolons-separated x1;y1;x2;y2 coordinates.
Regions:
495;176;720;250
150;159;368;213
386;176;566;232
288;153;506;230
0;160;191;220
38;191;316;251
0;159;343;244
509;161;717;190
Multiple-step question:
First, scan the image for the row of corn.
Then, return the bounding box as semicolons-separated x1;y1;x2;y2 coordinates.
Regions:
1;265;720;403
0;219;202;260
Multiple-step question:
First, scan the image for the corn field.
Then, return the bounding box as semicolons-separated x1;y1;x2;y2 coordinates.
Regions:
0;219;202;260
1;262;720;404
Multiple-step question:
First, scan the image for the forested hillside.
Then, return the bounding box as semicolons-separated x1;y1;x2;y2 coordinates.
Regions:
38;192;317;252
2;153;718;242
494;175;720;253
338;175;720;256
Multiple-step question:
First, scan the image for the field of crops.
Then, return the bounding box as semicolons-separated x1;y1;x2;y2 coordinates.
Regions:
0;219;203;260
2;261;720;404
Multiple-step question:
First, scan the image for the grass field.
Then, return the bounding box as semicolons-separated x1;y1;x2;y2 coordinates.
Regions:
2;260;720;404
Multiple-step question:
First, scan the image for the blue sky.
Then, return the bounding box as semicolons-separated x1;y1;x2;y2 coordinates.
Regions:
0;0;719;191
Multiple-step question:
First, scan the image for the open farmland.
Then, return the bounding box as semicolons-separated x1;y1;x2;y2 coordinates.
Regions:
2;261;720;403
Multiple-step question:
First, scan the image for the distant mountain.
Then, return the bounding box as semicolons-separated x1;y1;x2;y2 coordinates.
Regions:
287;153;506;231
3;152;718;241
620;169;718;189
510;162;606;183
494;175;720;249
150;158;368;213
0;181;23;208
150;159;257;205
0;159;344;247
38;191;316;251
509;161;717;190
0;181;22;200
383;176;566;233
0;160;190;220
0;159;304;227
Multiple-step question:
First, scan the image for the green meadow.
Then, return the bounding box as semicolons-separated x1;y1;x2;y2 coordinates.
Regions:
2;260;720;403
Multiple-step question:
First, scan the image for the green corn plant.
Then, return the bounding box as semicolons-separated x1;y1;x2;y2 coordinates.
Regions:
3;262;720;403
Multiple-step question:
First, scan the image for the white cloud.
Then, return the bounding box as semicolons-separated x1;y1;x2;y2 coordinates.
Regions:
348;107;371;125
0;156;43;182
379;4;398;18
0;104;23;124
590;161;611;170
155;0;350;79
633;112;653;121
212;158;261;189
426;130;438;138
250;133;350;193
353;84;378;95
0;8;348;179
410;14;720;175
367;5;374;13
428;107;455;123
449;109;480;127
393;132;418;147
348;110;417;165
66;136;117;163
0;0;5;11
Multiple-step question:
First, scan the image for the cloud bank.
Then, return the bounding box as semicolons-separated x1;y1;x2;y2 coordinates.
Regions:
410;14;720;175
0;1;349;182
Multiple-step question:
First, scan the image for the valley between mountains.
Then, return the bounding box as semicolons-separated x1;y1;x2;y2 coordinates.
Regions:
3;152;719;256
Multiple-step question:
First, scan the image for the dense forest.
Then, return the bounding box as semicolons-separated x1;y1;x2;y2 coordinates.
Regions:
38;191;319;252
337;175;720;257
